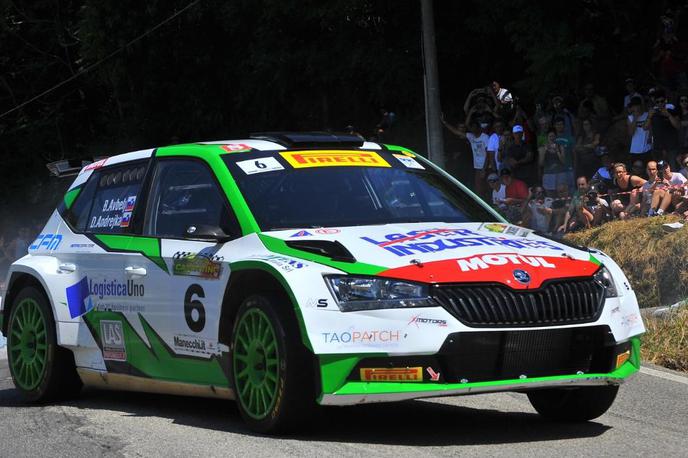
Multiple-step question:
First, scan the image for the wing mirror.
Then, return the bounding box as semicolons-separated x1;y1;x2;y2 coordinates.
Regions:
185;225;232;243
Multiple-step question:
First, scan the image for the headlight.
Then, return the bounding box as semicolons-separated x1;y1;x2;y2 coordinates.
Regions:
325;275;436;312
593;265;619;298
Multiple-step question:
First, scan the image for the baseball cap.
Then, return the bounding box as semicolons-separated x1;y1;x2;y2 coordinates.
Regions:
499;168;512;176
487;173;499;182
512;125;524;133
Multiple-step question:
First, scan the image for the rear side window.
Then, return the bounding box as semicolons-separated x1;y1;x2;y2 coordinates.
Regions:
67;163;147;234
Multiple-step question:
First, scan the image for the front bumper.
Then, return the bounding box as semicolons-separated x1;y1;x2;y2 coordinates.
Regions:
317;334;641;406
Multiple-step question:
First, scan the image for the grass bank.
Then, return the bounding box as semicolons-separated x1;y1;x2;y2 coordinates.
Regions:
640;308;688;372
565;216;688;308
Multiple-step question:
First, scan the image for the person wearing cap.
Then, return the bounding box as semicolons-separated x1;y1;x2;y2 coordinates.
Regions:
590;145;615;193
503;124;535;183
627;96;653;164
643;87;679;162
487;172;505;206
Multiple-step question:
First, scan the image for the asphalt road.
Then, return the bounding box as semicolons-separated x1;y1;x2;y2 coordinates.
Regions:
0;349;686;457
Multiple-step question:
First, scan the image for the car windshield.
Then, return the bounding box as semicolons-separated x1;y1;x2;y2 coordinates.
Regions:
223;150;497;230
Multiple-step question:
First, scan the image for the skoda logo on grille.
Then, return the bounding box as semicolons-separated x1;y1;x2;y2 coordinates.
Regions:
513;269;531;284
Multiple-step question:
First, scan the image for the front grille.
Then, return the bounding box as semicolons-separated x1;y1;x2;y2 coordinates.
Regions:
350;326;623;383
432;277;605;327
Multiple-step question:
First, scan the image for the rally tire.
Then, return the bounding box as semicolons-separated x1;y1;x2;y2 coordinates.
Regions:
7;286;82;403
230;294;316;434
527;385;619;421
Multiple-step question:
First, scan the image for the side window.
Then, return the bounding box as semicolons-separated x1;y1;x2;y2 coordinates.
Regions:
82;164;146;234
64;175;100;231
144;160;239;239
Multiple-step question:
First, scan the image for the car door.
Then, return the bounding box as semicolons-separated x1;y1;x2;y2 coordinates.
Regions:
130;158;240;385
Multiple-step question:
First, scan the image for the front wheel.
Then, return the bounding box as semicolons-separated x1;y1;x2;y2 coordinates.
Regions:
7;286;82;402
230;294;316;434
527;385;619;421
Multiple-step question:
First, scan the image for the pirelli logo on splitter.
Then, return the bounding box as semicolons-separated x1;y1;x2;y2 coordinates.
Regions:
360;367;423;382
280;150;391;168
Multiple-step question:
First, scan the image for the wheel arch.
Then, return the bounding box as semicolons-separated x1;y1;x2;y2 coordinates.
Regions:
2;269;54;336
218;263;313;353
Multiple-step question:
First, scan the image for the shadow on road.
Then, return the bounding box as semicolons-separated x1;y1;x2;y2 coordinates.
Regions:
0;380;610;446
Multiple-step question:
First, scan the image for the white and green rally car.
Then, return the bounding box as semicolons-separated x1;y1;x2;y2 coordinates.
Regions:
1;132;644;433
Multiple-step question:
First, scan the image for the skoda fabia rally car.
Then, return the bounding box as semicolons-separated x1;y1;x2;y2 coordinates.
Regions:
1;132;644;433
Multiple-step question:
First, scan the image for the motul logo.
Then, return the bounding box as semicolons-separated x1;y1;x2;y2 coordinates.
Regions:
281;151;390;168
457;254;556;272
360;367;423;382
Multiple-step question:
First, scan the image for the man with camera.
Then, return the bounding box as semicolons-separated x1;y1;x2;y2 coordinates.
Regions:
647;160;688;215
522;185;553;232
643;88;679;162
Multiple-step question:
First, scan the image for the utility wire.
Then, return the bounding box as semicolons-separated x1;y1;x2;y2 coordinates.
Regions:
0;0;202;121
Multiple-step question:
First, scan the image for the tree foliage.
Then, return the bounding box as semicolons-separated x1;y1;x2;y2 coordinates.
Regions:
0;0;677;191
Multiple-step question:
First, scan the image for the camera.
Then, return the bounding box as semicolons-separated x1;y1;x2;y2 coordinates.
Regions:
657;160;668;179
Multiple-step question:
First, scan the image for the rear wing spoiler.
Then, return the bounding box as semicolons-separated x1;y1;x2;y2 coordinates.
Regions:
46;157;108;177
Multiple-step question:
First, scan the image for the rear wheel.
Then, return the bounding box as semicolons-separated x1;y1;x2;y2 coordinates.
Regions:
7;286;82;402
527;385;619;421
230;294;316;434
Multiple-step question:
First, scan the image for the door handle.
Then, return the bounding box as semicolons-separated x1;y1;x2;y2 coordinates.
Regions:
124;266;147;277
58;263;76;273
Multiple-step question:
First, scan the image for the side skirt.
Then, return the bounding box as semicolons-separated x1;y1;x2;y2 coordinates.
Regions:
77;368;234;400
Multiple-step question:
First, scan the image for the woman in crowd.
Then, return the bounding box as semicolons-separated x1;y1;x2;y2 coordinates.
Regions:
539;130;568;197
574;118;600;178
610;163;646;219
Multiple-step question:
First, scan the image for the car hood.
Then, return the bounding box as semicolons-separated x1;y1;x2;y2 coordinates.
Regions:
261;222;601;288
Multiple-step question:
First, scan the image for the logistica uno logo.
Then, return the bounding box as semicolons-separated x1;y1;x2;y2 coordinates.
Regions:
65;276;144;319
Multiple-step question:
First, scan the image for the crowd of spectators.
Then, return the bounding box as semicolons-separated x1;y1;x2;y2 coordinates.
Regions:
442;77;688;235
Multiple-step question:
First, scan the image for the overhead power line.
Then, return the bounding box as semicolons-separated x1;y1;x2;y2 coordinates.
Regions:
0;0;202;121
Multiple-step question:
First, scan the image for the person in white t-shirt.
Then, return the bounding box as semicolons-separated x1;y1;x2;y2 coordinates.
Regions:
487;172;505;204
465;121;491;198
648;160;688;215
627;96;652;161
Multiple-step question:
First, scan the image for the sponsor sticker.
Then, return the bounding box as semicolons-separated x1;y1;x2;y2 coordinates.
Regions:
426;367;441;381
393;153;424;169
247;254;307;272
361;228;563;257
65;277;94;318
360;367;422;382
83;159;107;172
280;150;391;169
220;143;252;153
29;233;63;251
290;230;313;237
322;329;404;344
314;228;340;235
236;157;285;175
100;320;126;361
478;223;532;237
173;334;218;355
172;251;223;279
407;315;447;327
456;253;555;272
